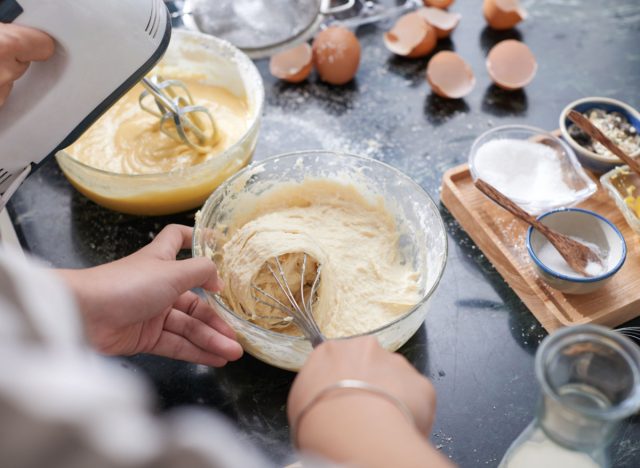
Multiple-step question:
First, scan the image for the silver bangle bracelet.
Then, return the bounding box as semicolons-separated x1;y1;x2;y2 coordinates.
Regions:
292;379;415;448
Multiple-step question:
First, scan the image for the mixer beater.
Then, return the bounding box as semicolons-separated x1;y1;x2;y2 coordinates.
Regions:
139;76;218;152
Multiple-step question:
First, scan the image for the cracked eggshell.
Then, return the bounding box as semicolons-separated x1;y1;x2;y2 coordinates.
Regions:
423;0;455;8
384;12;437;58
426;51;475;99
483;0;527;30
312;26;361;85
269;43;313;83
418;7;462;38
486;39;537;90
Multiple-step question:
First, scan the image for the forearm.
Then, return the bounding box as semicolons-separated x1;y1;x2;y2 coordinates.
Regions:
297;393;454;468
55;267;119;353
56;268;106;318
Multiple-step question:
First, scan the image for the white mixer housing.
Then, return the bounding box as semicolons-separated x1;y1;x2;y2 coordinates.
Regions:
0;0;171;201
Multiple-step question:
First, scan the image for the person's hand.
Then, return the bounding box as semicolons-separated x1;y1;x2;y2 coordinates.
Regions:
289;336;435;436
0;23;55;106
58;224;243;367
288;337;454;468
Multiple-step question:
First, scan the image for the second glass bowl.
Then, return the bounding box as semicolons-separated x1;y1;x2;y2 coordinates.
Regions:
193;151;448;371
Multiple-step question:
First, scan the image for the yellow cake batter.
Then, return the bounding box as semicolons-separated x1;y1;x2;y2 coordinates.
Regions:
610;168;640;218
216;180;421;338
65;76;249;174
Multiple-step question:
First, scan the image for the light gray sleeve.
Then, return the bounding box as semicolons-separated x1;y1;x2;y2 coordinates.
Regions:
0;246;272;468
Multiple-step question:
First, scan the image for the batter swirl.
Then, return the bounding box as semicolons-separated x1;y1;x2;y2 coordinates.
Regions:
217;180;420;338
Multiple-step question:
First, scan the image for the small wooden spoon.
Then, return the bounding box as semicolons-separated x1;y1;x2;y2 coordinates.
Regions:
474;178;604;277
568;109;640;175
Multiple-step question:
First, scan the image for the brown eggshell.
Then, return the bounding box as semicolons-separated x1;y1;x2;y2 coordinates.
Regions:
417;7;462;38
312;26;361;85
426;51;475;99
269;43;313;83
486;39;537;90
383;12;437;58
483;0;527;30
423;0;455;8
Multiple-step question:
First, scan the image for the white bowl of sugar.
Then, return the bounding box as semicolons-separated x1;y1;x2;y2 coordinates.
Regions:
526;208;626;295
469;125;597;215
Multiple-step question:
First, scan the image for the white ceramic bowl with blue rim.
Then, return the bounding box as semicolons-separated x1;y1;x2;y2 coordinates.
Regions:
526;208;626;295
559;97;640;174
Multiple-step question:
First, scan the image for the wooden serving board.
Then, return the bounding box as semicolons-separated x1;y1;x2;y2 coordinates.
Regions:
440;163;640;332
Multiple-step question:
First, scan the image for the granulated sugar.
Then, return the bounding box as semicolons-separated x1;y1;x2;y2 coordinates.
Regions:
473;139;578;209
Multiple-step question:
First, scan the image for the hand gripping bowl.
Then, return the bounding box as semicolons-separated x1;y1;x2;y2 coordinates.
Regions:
56;29;264;216
192;151;448;371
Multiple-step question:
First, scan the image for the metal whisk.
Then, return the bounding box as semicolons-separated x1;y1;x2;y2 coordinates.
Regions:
252;253;325;347
139;76;217;153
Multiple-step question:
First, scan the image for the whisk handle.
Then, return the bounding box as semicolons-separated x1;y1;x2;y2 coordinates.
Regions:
295;315;325;348
309;334;325;348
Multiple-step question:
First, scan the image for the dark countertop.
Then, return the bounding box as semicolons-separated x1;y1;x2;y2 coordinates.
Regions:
7;1;640;466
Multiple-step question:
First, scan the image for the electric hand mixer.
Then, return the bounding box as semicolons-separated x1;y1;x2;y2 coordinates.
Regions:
0;0;215;209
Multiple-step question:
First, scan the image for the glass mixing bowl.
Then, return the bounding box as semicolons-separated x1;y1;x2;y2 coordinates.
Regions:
193;151;448;371
56;29;264;216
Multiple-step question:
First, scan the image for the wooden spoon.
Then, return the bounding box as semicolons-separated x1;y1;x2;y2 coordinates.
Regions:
568;109;640;175
474;178;604;277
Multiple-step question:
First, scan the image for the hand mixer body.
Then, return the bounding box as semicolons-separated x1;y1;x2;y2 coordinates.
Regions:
0;0;171;203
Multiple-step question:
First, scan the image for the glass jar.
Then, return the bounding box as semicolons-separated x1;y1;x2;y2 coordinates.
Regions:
499;324;640;468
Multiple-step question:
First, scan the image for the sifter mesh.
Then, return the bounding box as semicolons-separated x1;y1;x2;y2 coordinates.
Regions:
186;0;321;51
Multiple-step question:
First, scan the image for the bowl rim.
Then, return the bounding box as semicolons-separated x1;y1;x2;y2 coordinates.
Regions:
468;124;597;207
55;29;265;180
193;149;449;343
525;207;627;283
559;96;640;164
